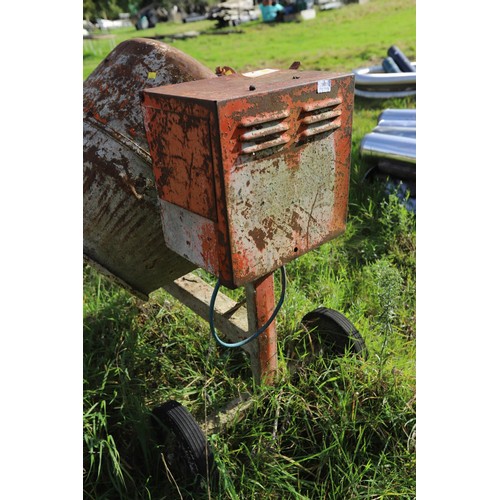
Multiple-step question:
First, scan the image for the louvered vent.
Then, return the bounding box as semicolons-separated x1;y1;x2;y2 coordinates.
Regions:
299;97;342;140
239;109;290;154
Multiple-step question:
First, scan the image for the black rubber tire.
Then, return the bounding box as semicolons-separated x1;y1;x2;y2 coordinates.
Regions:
152;400;216;487
301;307;368;359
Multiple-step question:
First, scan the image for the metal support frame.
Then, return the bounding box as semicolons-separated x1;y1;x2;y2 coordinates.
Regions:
164;272;278;385
244;273;277;385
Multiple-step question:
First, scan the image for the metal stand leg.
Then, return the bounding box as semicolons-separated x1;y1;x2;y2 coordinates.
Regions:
164;271;278;386
245;273;278;385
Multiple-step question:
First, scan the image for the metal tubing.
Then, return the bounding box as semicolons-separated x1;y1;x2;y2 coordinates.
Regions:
354;63;416;87
354;88;416;99
378;109;416;123
382;57;401;73
360;133;416;164
387;45;415;73
377;119;416;129
372;125;416;139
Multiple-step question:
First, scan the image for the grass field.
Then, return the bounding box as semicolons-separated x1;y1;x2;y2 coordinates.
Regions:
83;0;416;498
83;0;415;80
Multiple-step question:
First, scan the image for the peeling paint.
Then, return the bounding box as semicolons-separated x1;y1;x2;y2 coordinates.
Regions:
143;69;355;288
83;38;216;296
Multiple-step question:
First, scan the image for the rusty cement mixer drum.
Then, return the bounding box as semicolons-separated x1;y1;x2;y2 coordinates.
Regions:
83;38;217;298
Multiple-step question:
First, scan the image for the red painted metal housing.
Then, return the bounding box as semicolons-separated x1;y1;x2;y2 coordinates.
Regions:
143;69;355;288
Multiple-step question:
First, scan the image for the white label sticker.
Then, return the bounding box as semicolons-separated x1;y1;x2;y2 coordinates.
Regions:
317;79;331;93
242;68;280;78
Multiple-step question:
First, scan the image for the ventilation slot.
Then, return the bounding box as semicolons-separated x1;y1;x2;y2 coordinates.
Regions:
239;110;290;154
299;97;342;140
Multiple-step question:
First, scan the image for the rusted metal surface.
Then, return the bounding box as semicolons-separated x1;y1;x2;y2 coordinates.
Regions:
245;273;278;385
143;69;355;288
215;66;237;76
83;38;217;297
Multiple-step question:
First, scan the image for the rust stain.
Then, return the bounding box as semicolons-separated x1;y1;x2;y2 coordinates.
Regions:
92;112;108;125
215;66;237;76
84;37;216;151
290;211;302;234
248;227;267;251
231;249;251;284
199;223;218;274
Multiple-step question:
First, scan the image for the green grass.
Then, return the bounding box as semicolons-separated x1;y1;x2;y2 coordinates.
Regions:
83;0;415;79
84;0;416;498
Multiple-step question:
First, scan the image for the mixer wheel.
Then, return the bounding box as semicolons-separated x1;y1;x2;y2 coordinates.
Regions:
300;307;368;358
152;400;217;490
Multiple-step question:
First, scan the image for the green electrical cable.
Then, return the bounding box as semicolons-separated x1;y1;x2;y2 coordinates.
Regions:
209;266;287;348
